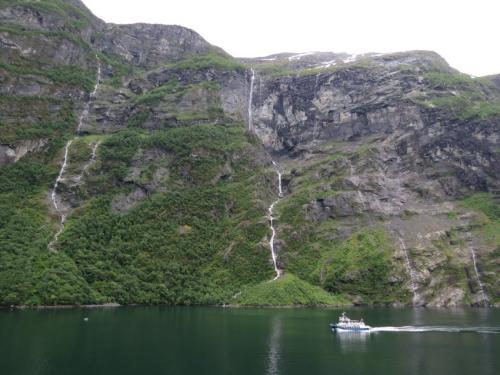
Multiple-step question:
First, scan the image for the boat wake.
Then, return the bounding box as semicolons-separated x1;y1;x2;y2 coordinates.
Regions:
369;326;500;334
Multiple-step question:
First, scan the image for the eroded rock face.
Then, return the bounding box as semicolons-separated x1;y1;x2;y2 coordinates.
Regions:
247;52;499;306
0;139;48;166
1;0;498;307
97;23;221;68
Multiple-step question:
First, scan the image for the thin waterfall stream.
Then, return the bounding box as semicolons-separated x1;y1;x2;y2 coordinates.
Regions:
48;56;101;250
398;237;418;304
77;59;101;134
75;141;101;183
47;140;73;250
247;68;255;132
268;161;283;280
467;233;488;304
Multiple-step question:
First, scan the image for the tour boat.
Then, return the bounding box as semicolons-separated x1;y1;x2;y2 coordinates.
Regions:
330;312;371;332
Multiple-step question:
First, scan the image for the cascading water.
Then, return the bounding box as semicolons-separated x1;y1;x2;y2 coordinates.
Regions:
467;233;488;304
247;68;255;132
50;139;73;212
312;73;321;141
48;56;101;250
398;237;418;304
267;161;283;280
75;141;101;182
48;139;73;250
357;190;367;211
77;58;101;134
314;72;320;88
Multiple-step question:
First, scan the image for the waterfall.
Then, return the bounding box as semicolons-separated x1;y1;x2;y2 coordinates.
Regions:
267;161;283;280
314;72;320;89
50;139;73;212
357;190;367;211
398;237;418;304
48;214;68;251
312;73;321;141
75;141;101;182
48;139;72;251
77;58;101;134
247;68;255;132
467;233;488;304
48;56;101;250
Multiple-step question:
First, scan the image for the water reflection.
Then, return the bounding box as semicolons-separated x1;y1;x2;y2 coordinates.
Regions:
335;331;370;352
266;315;282;375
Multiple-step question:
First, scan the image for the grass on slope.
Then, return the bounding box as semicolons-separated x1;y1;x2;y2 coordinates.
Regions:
235;273;348;306
1;0;93;31
273;150;410;305
0;124;275;306
460;192;500;304
164;51;245;72
54;124;273;306
0;146;102;305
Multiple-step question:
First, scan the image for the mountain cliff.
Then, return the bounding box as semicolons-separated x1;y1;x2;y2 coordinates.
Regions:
0;0;498;307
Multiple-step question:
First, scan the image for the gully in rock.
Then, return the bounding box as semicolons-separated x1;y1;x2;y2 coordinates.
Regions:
50;139;73;212
398;237;419;304
75;141;101;183
48;56;102;250
48;139;73;251
247;68;255;132
467;233;489;305
77;58;102;134
268;161;283;281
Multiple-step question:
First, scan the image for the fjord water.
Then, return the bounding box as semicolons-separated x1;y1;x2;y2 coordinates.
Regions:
1;307;499;375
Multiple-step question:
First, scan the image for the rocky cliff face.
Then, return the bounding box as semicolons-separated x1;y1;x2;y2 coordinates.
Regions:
246;52;500;306
0;0;498;307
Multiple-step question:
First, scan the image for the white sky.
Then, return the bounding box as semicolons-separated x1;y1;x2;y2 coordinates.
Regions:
82;0;499;76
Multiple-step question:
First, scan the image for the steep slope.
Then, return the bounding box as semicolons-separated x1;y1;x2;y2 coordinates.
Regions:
0;0;278;306
246;52;500;306
0;0;498;307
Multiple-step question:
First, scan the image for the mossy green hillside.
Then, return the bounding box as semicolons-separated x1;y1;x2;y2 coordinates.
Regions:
273;149;410;305
131;80;226;126
460;193;500;304
1;0;94;31
235;273;348;306
0;124;276;306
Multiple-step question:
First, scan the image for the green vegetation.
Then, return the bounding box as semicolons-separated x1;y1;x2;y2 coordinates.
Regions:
0;61;96;91
132;80;225;125
461;193;500;245
321;229;407;304
422;94;500;120
253;57;375;78
0;124;276;306
134;80;181;106
418;70;500;120
460;193;500;304
127;110;151;128
236;273;348;306
423;71;478;89
271;146;409;305
0;95;76;143
460;100;500;120
251;60;290;76
0;145;101;305
165;51;245;72
2;0;93;31
97;52;135;88
0;23;91;50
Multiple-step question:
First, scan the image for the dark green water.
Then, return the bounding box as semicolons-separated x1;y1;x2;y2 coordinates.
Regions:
1;307;499;375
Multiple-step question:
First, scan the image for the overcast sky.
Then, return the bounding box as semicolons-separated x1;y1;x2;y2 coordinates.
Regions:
82;0;499;76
